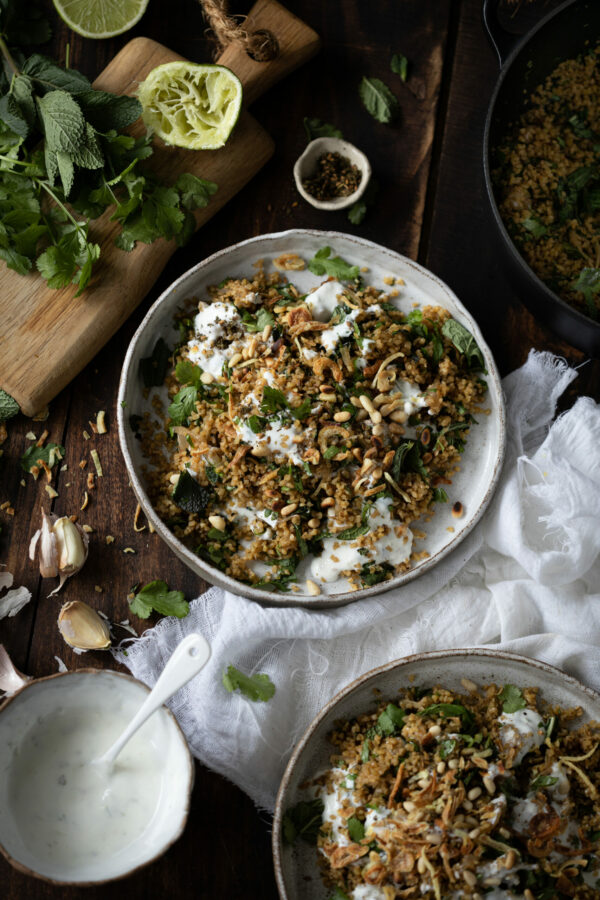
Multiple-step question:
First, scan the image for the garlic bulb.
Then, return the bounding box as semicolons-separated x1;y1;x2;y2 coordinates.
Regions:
58;601;111;651
29;512;89;595
0;644;31;695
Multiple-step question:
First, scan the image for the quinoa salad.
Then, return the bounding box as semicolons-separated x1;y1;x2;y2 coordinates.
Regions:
283;681;600;899
138;246;488;595
493;45;600;321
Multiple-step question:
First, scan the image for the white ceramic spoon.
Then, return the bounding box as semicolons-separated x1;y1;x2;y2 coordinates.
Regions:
92;632;210;771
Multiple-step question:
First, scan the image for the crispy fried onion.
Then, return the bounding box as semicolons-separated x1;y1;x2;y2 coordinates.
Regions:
328;842;369;868
312;356;344;383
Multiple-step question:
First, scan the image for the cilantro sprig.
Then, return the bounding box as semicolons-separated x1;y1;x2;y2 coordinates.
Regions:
128;580;189;619
308;246;360;281
0;23;218;294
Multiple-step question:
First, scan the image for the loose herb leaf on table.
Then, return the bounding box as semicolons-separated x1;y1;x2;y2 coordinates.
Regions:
129;580;189;619
303;117;342;142
391;53;409;82
359;76;399;124
21;440;65;473
222;665;275;702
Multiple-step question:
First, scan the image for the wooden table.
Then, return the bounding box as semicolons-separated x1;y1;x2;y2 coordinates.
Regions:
1;1;598;897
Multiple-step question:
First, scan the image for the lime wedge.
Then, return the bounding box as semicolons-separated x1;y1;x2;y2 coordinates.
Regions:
138;62;243;151
52;0;149;38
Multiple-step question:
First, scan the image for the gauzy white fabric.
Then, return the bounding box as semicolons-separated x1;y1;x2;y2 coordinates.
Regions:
118;351;600;811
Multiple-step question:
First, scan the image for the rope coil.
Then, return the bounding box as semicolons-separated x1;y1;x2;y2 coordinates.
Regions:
200;0;279;61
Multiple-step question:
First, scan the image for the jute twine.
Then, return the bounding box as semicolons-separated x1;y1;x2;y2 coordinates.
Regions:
199;0;279;61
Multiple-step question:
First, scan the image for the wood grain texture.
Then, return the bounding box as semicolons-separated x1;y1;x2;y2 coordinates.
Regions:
0;0;322;417
2;1;598;898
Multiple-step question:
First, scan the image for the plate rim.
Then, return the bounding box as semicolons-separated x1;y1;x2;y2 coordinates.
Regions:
117;228;507;608
271;647;600;900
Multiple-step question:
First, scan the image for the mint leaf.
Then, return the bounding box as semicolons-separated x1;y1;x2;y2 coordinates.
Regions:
22;55;91;94
359;76;399;124
522;216;547;239
76;90;142;132
499;684;527;714
242;307;275;333
0;389;19;421
441;318;486;371
282;797;323;844
21;440;65;473
347;199;367;225
175;359;202;387
572;267;600;320
531;775;558;791
171;469;213;515
139;338;170;387
391;53;409;81
439;738;457;759
308;246;360;280
303;117;343;142
419;703;474;727
37;89;85;157
129;580;189;619
222;665;275;702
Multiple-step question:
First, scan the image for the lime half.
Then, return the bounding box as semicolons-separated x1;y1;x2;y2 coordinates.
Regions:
52;0;149;38
138;62;243;151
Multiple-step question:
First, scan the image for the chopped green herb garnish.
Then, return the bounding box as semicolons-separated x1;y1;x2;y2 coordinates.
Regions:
128;580;189;619
222;665;275;702
140;338;170;387
441;318;486;371
282;797;324;844
499;684;527;714
303;118;343;142
21;440;65;473
346;816;365;843
168;385;197;426
308;246;360;281
391;53;409;81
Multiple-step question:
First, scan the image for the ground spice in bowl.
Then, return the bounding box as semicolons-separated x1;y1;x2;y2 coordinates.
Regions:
302;151;362;201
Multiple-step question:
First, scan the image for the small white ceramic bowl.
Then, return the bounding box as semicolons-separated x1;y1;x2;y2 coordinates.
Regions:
0;669;194;885
293;137;371;210
272;649;600;900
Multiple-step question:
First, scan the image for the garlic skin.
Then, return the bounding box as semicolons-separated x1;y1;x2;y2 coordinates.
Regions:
0;644;31;695
30;512;89;594
58;601;111;651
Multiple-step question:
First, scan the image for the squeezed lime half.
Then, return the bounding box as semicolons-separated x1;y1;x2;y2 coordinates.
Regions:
138;62;243;151
52;0;149;38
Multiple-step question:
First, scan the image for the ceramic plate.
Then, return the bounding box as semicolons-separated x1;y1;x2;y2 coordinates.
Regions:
118;230;506;608
272;649;600;900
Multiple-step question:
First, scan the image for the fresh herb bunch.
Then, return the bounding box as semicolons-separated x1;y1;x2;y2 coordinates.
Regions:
0;2;217;295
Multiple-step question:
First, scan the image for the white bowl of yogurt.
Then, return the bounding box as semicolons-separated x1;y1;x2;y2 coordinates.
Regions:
0;669;194;884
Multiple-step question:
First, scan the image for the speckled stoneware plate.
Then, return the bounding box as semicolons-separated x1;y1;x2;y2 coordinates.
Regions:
272;649;600;900
118;230;506;608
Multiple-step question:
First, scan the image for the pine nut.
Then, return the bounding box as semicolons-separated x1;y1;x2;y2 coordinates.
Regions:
463;870;477;887
251;446;269;457
370;467;383;482
281;503;298;516
428;724;442;736
379;400;400;416
448;758;459;770
389;409;408;423
372;424;384;436
468;787;482;801
306;579;321;596
200;372;214;384
436;761;446;774
498;827;511;839
356;409;369;421
483;775;496;795
468;828;480;840
461;677;478;692
350;396;362;407
308;517;320;528
333;411;352;423
462;799;473;811
417;856;427;874
373;393;389;406
229;352;243;367
208;515;226;531
169;473;180;484
321;497;335;508
262;324;272;342
403;801;416;812
359;394;375;414
370;410;383;425
388;423;405;434
504;850;516;870
319;394;337;403
248;337;258;357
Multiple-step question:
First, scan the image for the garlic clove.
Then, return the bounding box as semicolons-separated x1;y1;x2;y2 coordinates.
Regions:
58;601;111;651
53;517;87;575
30;512;59;579
0;644;31;695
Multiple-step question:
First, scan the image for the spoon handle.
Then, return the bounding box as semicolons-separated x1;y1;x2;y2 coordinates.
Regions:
100;633;210;766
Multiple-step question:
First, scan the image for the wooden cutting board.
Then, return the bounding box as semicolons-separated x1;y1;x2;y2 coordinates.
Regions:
0;0;319;416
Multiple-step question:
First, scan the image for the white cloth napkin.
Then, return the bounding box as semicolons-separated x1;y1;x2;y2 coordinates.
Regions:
118;351;600;811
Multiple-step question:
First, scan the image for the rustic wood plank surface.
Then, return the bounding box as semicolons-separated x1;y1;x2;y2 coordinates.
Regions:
1;1;598;898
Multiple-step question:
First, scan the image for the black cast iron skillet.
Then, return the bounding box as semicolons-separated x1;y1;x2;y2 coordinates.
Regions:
483;0;600;357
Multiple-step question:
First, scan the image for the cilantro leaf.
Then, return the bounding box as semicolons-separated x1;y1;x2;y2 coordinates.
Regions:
289;397;311;421
222;665;275;702
359;76;399;124
347;816;365;843
175;359;202;387
347;199;367;225
308;246;360;281
499;684;527;714
360;561;394;586
242;307;275;333
140;338;170;387
21;440;65;472
0;389;19;421
438;739;457;759
247;414;267;433
260;385;288;414
168;385;198;426
174;172;218;210
376;703;405;735
572;267;600;320
282;798;324;844
303;117;343;142
530;775;558;791
129;580;189;619
441;318;486;371
391;53;409;81
171;470;213;515
522;216;547;239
